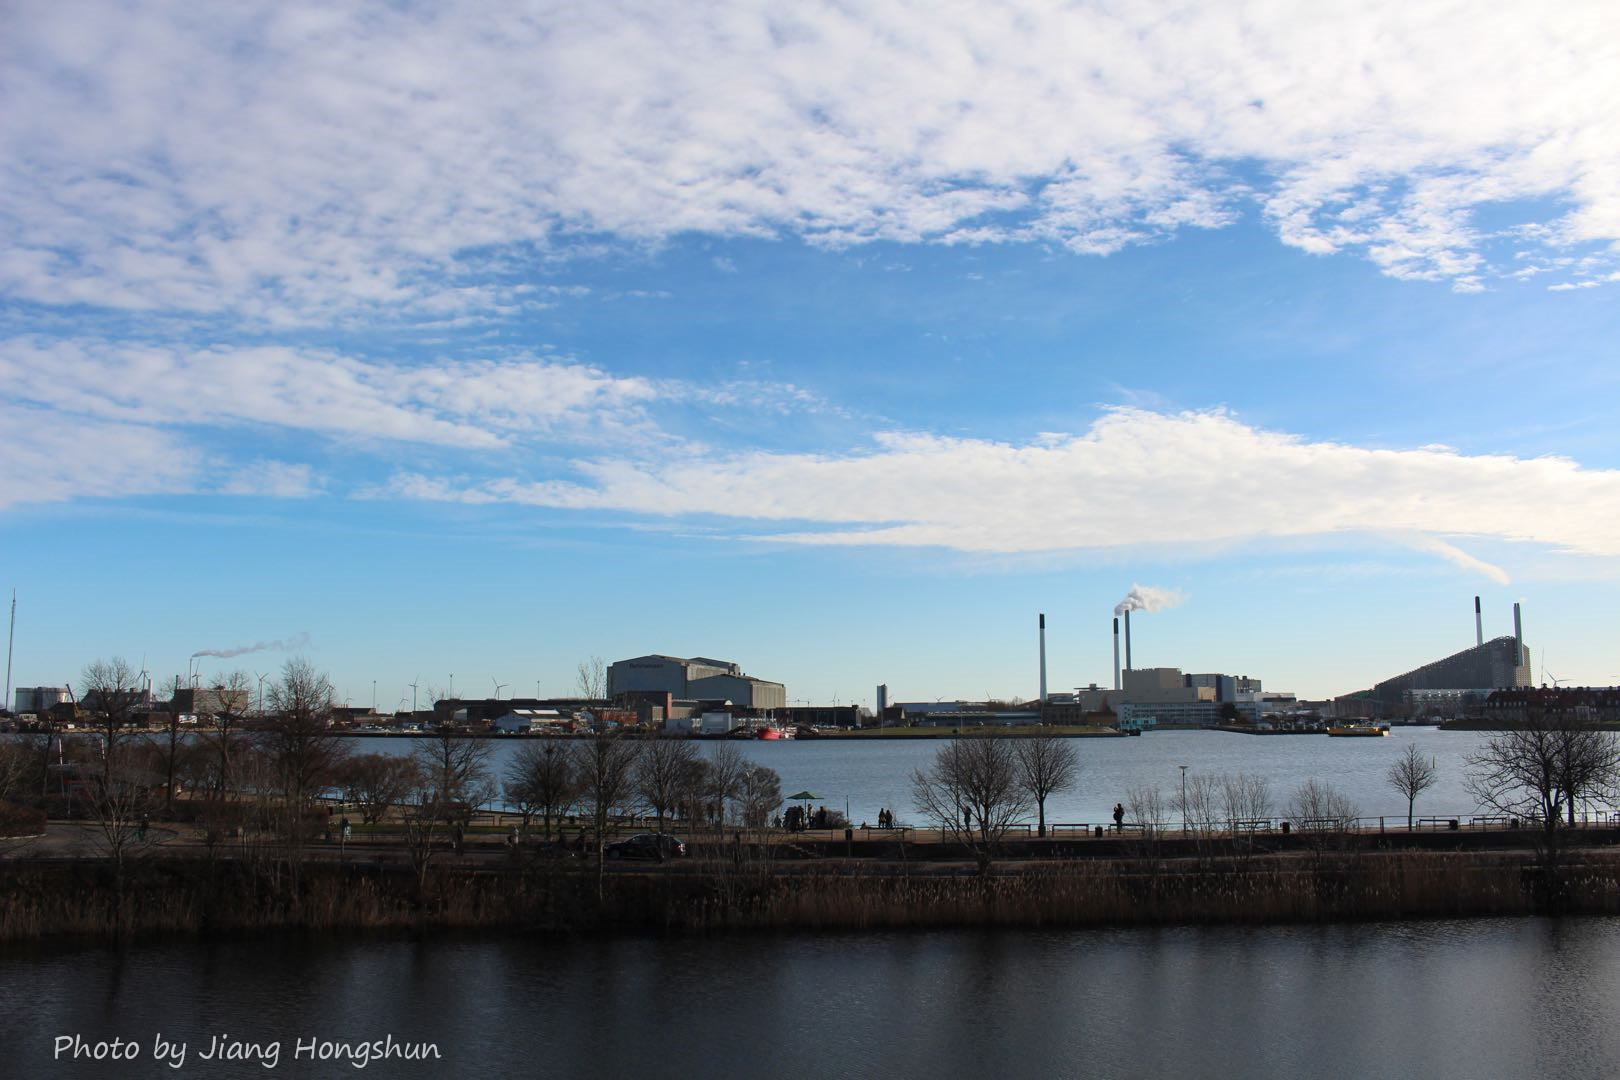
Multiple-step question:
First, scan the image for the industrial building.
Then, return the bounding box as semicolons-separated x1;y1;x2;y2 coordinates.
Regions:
1340;600;1533;715
169;686;252;718
606;654;786;710
12;686;70;714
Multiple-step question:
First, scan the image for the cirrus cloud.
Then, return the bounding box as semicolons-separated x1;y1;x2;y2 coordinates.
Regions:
0;337;658;450
2;1;1617;323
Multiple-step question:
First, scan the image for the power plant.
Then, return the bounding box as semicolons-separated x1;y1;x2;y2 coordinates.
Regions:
1338;596;1533;716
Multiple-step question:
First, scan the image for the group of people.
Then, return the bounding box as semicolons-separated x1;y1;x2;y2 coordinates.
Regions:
875;807;896;829
782;804;832;832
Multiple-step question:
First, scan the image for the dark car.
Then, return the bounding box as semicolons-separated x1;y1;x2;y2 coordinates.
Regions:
604;833;686;860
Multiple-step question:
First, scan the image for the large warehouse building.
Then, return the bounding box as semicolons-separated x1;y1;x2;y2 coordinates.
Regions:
607;654;786;710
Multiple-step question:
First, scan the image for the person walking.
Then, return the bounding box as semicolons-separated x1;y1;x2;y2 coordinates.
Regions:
1112;803;1125;832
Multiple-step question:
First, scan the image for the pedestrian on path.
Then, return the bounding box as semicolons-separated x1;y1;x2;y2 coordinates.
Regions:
1112;803;1125;831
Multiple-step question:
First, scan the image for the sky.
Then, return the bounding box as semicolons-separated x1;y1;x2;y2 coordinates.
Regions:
3;1;1619;710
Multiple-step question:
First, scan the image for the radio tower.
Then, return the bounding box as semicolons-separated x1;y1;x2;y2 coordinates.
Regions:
4;589;14;713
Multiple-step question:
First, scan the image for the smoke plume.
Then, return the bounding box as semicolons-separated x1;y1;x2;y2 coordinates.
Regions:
1114;585;1184;616
191;631;310;659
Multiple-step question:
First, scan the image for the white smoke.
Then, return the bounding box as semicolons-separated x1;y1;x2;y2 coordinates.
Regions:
191;631;310;659
1114;585;1184;616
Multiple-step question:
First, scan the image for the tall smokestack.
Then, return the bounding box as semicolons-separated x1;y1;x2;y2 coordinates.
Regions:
1513;602;1524;666
1124;609;1133;672
1038;613;1047;703
1113;617;1121;691
1475;596;1483;648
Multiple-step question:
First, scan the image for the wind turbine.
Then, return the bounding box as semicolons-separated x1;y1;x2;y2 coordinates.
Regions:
408;677;420;714
492;677;508;700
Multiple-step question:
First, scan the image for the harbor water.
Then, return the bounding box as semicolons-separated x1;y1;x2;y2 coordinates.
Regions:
9;917;1620;1078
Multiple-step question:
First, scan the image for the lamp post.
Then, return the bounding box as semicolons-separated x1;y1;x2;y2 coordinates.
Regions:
1179;764;1189;835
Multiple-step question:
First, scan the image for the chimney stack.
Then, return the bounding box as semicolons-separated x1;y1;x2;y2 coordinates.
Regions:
1124;609;1133;672
1513;602;1524;667
1475;595;1483;648
1113;617;1121;691
1038;613;1048;704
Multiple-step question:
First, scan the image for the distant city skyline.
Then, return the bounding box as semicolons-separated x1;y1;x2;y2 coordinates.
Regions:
3;3;1618;706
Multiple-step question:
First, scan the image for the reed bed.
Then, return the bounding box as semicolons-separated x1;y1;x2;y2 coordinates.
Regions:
2;851;1617;943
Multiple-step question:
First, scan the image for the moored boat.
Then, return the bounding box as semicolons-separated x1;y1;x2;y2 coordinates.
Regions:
1327;722;1389;737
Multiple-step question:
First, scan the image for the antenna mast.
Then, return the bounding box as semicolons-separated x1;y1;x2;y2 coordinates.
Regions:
4;589;14;712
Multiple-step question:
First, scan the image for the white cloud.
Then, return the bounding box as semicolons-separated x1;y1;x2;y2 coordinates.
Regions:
390;409;1620;572
1404;535;1511;585
2;2;1617;319
219;461;321;498
0;405;200;508
0;338;657;449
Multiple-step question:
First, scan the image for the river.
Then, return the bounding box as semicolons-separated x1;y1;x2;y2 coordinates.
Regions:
355;726;1510;827
9;918;1620;1078
14;725;1585;828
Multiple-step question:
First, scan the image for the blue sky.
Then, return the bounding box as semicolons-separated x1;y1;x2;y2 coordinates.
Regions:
3;2;1619;707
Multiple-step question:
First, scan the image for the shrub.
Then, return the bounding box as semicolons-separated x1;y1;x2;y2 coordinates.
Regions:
0;800;47;838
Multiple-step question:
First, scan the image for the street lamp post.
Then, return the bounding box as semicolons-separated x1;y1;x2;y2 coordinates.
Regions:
1180;764;1189;835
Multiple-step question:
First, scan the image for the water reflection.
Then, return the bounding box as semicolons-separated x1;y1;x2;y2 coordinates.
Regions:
7;919;1620;1079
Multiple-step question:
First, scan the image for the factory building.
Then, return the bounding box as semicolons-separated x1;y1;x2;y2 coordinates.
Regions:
607;654;785;711
169;686;252;718
1347;636;1532;714
12;686;70;714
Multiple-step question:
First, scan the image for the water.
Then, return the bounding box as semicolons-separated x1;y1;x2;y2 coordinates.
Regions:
10;726;1540;827
8;919;1620;1078
356;726;1501;827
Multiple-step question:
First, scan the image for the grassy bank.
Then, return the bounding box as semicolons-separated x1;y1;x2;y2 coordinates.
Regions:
3;849;1618;943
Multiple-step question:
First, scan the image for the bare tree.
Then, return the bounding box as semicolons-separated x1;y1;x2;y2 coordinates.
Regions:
1124;784;1170;857
261;657;345;807
1013;732;1080;837
200;670;254;802
411;725;496;814
1465;708;1620;863
147;675;189;814
337;753;419;824
259;658;347;882
572;729;642;896
79;657;145;781
911;738;1030;869
575;656;607;702
1387;744;1439;829
738;764;783;828
398;725;497;886
1176;772;1222;839
702;742;751;828
506;739;579;839
1286;778;1358;828
1285;778;1358;861
635;736;702;833
1220;772;1273;830
0;739;33;803
83;741;156;875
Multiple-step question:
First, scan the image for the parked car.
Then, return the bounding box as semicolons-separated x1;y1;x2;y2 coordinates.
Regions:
604;833;686;860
